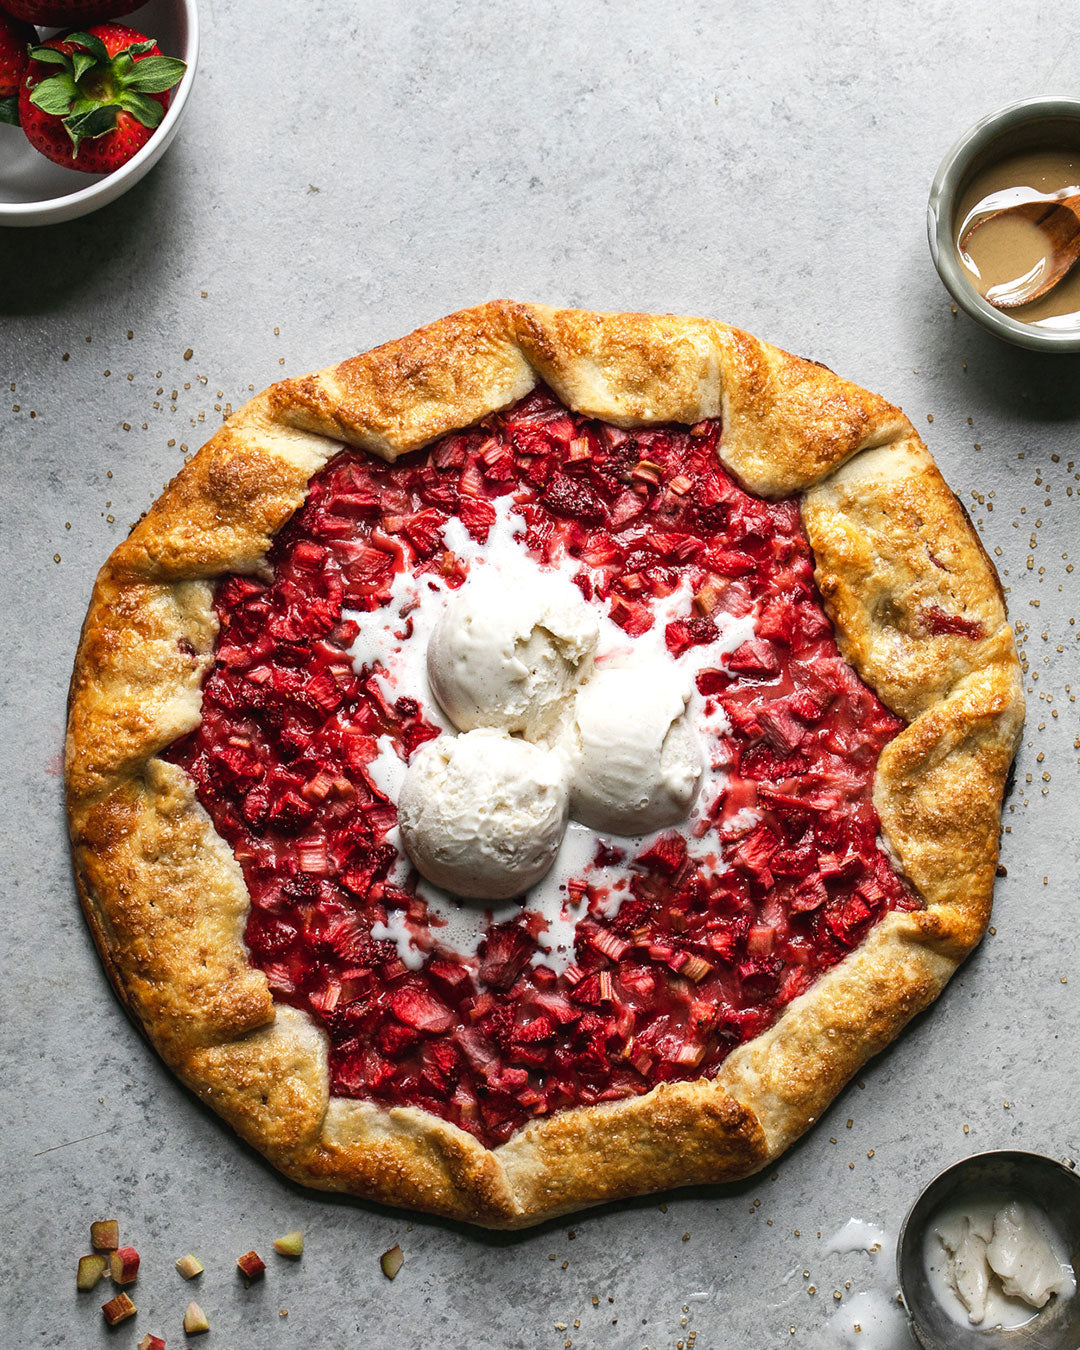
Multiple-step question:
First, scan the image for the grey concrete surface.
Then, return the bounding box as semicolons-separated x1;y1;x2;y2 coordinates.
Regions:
2;1;1079;1346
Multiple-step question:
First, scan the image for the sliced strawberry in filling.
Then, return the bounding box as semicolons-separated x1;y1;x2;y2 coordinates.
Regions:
165;387;917;1147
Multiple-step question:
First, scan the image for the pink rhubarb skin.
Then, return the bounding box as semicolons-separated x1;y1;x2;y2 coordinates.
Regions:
167;389;919;1147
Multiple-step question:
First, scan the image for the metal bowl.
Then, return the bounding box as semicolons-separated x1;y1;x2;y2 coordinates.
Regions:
897;1151;1080;1349
927;96;1080;352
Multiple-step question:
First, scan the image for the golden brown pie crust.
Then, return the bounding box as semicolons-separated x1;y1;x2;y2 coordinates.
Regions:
65;302;1023;1227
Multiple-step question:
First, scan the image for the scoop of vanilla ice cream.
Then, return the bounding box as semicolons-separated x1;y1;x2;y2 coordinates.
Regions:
397;729;570;900
567;661;702;836
427;565;598;741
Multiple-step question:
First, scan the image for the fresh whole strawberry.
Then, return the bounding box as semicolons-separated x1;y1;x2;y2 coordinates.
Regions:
0;9;37;125
19;24;186;173
2;0;143;27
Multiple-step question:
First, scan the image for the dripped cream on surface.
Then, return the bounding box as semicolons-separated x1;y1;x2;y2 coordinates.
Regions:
808;1219;913;1349
825;1218;889;1257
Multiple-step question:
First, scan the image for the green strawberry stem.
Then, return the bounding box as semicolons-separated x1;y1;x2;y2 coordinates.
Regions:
0;96;19;126
27;32;185;155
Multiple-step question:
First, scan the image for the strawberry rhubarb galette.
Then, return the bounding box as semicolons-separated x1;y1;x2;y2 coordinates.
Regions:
66;303;1023;1227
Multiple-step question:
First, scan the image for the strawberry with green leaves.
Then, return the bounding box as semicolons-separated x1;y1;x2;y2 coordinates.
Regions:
19;24;186;173
0;9;37;126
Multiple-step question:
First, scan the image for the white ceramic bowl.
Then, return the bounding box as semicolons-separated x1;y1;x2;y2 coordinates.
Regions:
0;0;199;227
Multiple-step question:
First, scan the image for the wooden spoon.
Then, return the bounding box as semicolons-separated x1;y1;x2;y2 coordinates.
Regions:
960;190;1080;308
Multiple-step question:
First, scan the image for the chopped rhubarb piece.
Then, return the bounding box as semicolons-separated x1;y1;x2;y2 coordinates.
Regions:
175;1253;204;1279
693;579;727;615
746;924;776;956
77;1253;108;1290
237;1249;266;1280
630;1045;656;1075
102;1292;137;1326
567;435;591;461
587;927;630;962
920;604;985;639
674;1038;706;1065
631;457;664;486
91;1219;119;1251
183;1301;210;1335
380;1244;404;1280
138;1336;166;1350
459;460;485;500
296;834;329;874
110;1245;140;1285
273;1229;304;1257
681;954;713;983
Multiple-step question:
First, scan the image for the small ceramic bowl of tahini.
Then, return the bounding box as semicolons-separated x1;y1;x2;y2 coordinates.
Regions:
928;96;1080;352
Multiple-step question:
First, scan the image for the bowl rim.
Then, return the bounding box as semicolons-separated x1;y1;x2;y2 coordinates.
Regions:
0;0;200;226
927;95;1080;352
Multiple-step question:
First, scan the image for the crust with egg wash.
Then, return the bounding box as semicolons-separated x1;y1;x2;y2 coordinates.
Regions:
66;302;1023;1227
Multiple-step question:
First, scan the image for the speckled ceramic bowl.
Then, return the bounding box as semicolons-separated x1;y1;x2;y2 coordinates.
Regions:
927;97;1080;352
897;1151;1080;1349
0;0;198;228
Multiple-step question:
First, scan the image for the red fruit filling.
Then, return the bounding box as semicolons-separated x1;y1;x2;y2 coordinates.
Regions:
166;388;918;1146
920;604;985;640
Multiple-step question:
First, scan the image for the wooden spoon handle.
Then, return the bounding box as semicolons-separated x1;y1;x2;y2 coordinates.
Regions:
960;190;1080;249
1034;192;1080;255
962;188;1080;309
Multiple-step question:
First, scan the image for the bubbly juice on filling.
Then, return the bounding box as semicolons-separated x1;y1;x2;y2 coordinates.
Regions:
166;389;919;1146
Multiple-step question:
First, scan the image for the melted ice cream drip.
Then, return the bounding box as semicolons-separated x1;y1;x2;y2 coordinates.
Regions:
925;1194;1076;1328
